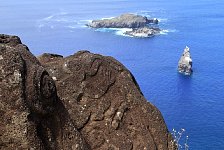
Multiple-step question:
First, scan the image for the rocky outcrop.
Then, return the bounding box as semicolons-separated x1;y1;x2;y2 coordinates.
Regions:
0;34;89;150
87;13;158;28
178;46;193;75
0;34;175;149
87;13;160;38
125;27;161;38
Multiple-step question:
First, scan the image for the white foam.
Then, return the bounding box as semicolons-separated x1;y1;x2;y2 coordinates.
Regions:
67;21;89;29
80;19;92;23
114;28;133;37
42;11;68;22
67;25;77;29
158;18;168;22
55;18;69;22
136;10;153;18
43;15;54;21
95;28;133;37
160;30;169;35
160;29;177;35
140;10;152;13
38;24;44;28
37;11;84;30
101;17;115;20
59;11;68;15
115;28;133;32
95;28;113;32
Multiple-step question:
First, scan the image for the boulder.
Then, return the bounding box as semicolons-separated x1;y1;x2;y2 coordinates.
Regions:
178;46;193;75
0;34;175;150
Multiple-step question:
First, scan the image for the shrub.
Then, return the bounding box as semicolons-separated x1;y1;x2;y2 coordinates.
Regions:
171;128;189;150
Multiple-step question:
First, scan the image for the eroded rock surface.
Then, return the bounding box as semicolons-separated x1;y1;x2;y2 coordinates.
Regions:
1;34;175;150
0;34;89;150
39;52;174;149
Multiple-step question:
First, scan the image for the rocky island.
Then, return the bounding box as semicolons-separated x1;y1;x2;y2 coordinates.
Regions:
87;13;161;38
178;46;193;75
0;34;176;149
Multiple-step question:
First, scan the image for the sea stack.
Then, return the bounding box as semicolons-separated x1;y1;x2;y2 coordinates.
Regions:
178;46;193;75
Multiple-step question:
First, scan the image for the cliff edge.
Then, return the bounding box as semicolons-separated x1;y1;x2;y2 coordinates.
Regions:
0;34;175;150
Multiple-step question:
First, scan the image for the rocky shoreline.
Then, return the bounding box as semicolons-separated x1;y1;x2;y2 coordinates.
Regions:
87;13;160;38
125;27;161;38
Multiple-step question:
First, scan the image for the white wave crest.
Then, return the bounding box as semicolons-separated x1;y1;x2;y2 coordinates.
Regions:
160;29;177;35
95;27;178;37
95;28;133;37
43;15;54;21
114;28;133;36
158;18;168;22
37;11;93;30
80;19;92;23
67;25;77;29
101;17;115;20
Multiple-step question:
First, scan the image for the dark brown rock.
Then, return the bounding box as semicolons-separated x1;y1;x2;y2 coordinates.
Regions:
1;34;175;150
0;34;89;150
39;51;174;150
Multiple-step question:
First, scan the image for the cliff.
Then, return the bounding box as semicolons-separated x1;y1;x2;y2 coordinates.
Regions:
0;34;175;150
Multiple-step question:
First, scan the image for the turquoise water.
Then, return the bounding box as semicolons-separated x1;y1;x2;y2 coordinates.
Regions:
1;0;224;149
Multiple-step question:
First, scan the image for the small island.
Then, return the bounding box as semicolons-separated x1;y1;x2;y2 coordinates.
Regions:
178;46;193;75
87;13;161;38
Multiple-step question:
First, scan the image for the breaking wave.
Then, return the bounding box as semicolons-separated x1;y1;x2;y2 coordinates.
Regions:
94;27;177;37
36;12;91;30
160;29;178;35
95;28;133;37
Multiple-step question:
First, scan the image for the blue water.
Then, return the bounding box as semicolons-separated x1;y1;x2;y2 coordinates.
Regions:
1;0;224;149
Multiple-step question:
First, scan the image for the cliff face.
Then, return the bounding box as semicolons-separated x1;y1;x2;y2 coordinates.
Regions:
0;34;174;150
0;34;88;150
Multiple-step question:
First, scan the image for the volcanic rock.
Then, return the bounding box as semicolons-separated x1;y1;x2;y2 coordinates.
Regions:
125;27;161;37
0;34;89;150
87;13;158;28
0;34;175;150
178;46;193;75
87;13;160;38
39;51;175;149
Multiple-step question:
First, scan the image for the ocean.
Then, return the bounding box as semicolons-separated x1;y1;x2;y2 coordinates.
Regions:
1;0;224;149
